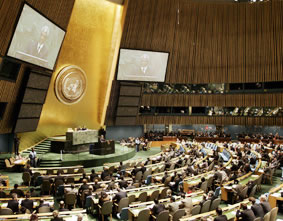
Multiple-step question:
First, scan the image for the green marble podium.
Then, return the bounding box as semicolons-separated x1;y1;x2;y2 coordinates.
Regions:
50;130;98;153
66;130;98;145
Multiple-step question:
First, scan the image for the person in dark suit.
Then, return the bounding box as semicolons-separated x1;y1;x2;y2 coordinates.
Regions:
23;164;33;176
89;169;98;182
214;207;228;221
119;176;128;189
246;180;255;196
99;191;111;206
263;163;272;184
259;195;271;214
101;167;110;181
236;203;256;221
92;179;101;191
112;188;127;203
151;199;166;216
232;179;243;203
36;199;53;213
176;157;183;168
230;163;239;172
249;197;264;219
107;177;116;190
24;26;49;61
169;173;182;192
79;179;89;194
54;172;65;183
140;164;146;173
14;134;20;156
51;210;63;221
78;173;90;183
58;201;69;212
10;184;24;198
30;188;38;197
131;166;140;176
197;177;206;189
161;172;169;183
165;160;171;170
21;193;34;213
7;193;19;213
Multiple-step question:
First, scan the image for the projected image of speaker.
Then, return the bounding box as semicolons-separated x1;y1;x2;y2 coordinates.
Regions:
117;49;169;82
7;4;66;70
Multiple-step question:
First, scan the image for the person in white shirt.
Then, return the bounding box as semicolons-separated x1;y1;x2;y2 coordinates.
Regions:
135;137;140;152
29;148;37;167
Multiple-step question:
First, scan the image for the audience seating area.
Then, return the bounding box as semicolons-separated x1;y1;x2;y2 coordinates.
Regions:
0;138;282;221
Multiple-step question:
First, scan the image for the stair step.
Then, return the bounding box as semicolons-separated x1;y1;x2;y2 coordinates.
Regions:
35;145;50;148
41;160;62;163
40;163;62;166
34;148;50;151
41;160;61;163
39;164;62;167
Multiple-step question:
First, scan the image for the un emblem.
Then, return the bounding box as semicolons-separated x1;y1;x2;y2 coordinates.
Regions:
55;65;87;105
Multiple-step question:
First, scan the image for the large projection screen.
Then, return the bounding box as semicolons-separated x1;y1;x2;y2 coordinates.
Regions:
7;4;65;70
117;49;169;82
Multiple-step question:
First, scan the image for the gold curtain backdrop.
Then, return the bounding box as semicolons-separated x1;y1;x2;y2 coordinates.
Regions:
19;0;127;151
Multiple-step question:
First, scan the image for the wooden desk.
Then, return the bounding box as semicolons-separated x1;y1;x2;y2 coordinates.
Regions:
183;172;214;192
128;191;204;220
180;199;249;221
0;198;54;209
0;196;53;201
268;183;283;208
221;173;259;201
150;141;176;147
31;165;83;173
274;139;283;145
13;159;28;166
194;137;231;143
0;209;86;220
163;136;177;141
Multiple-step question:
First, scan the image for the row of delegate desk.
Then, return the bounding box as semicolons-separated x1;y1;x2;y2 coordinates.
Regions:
194;137;232;143
0;196;54;209
239;138;283;144
180;199;250;221
127;191;204;220
0;210;87;220
221;151;262;202
181;149;268;220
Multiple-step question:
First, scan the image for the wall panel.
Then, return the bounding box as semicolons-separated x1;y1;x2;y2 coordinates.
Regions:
137;115;283;126
121;0;283;84
141;93;283;107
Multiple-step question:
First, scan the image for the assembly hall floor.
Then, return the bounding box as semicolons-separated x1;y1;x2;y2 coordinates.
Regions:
0;147;282;220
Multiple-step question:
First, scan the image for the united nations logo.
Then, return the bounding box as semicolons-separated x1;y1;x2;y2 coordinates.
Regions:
55;65;87;105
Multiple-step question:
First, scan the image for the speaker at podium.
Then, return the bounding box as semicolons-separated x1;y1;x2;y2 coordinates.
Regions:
89;140;115;155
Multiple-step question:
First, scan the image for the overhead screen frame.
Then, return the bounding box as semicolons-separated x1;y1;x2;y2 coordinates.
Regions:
5;2;66;71
116;48;170;83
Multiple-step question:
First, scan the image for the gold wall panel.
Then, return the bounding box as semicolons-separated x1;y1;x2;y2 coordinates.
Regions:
19;0;126;150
